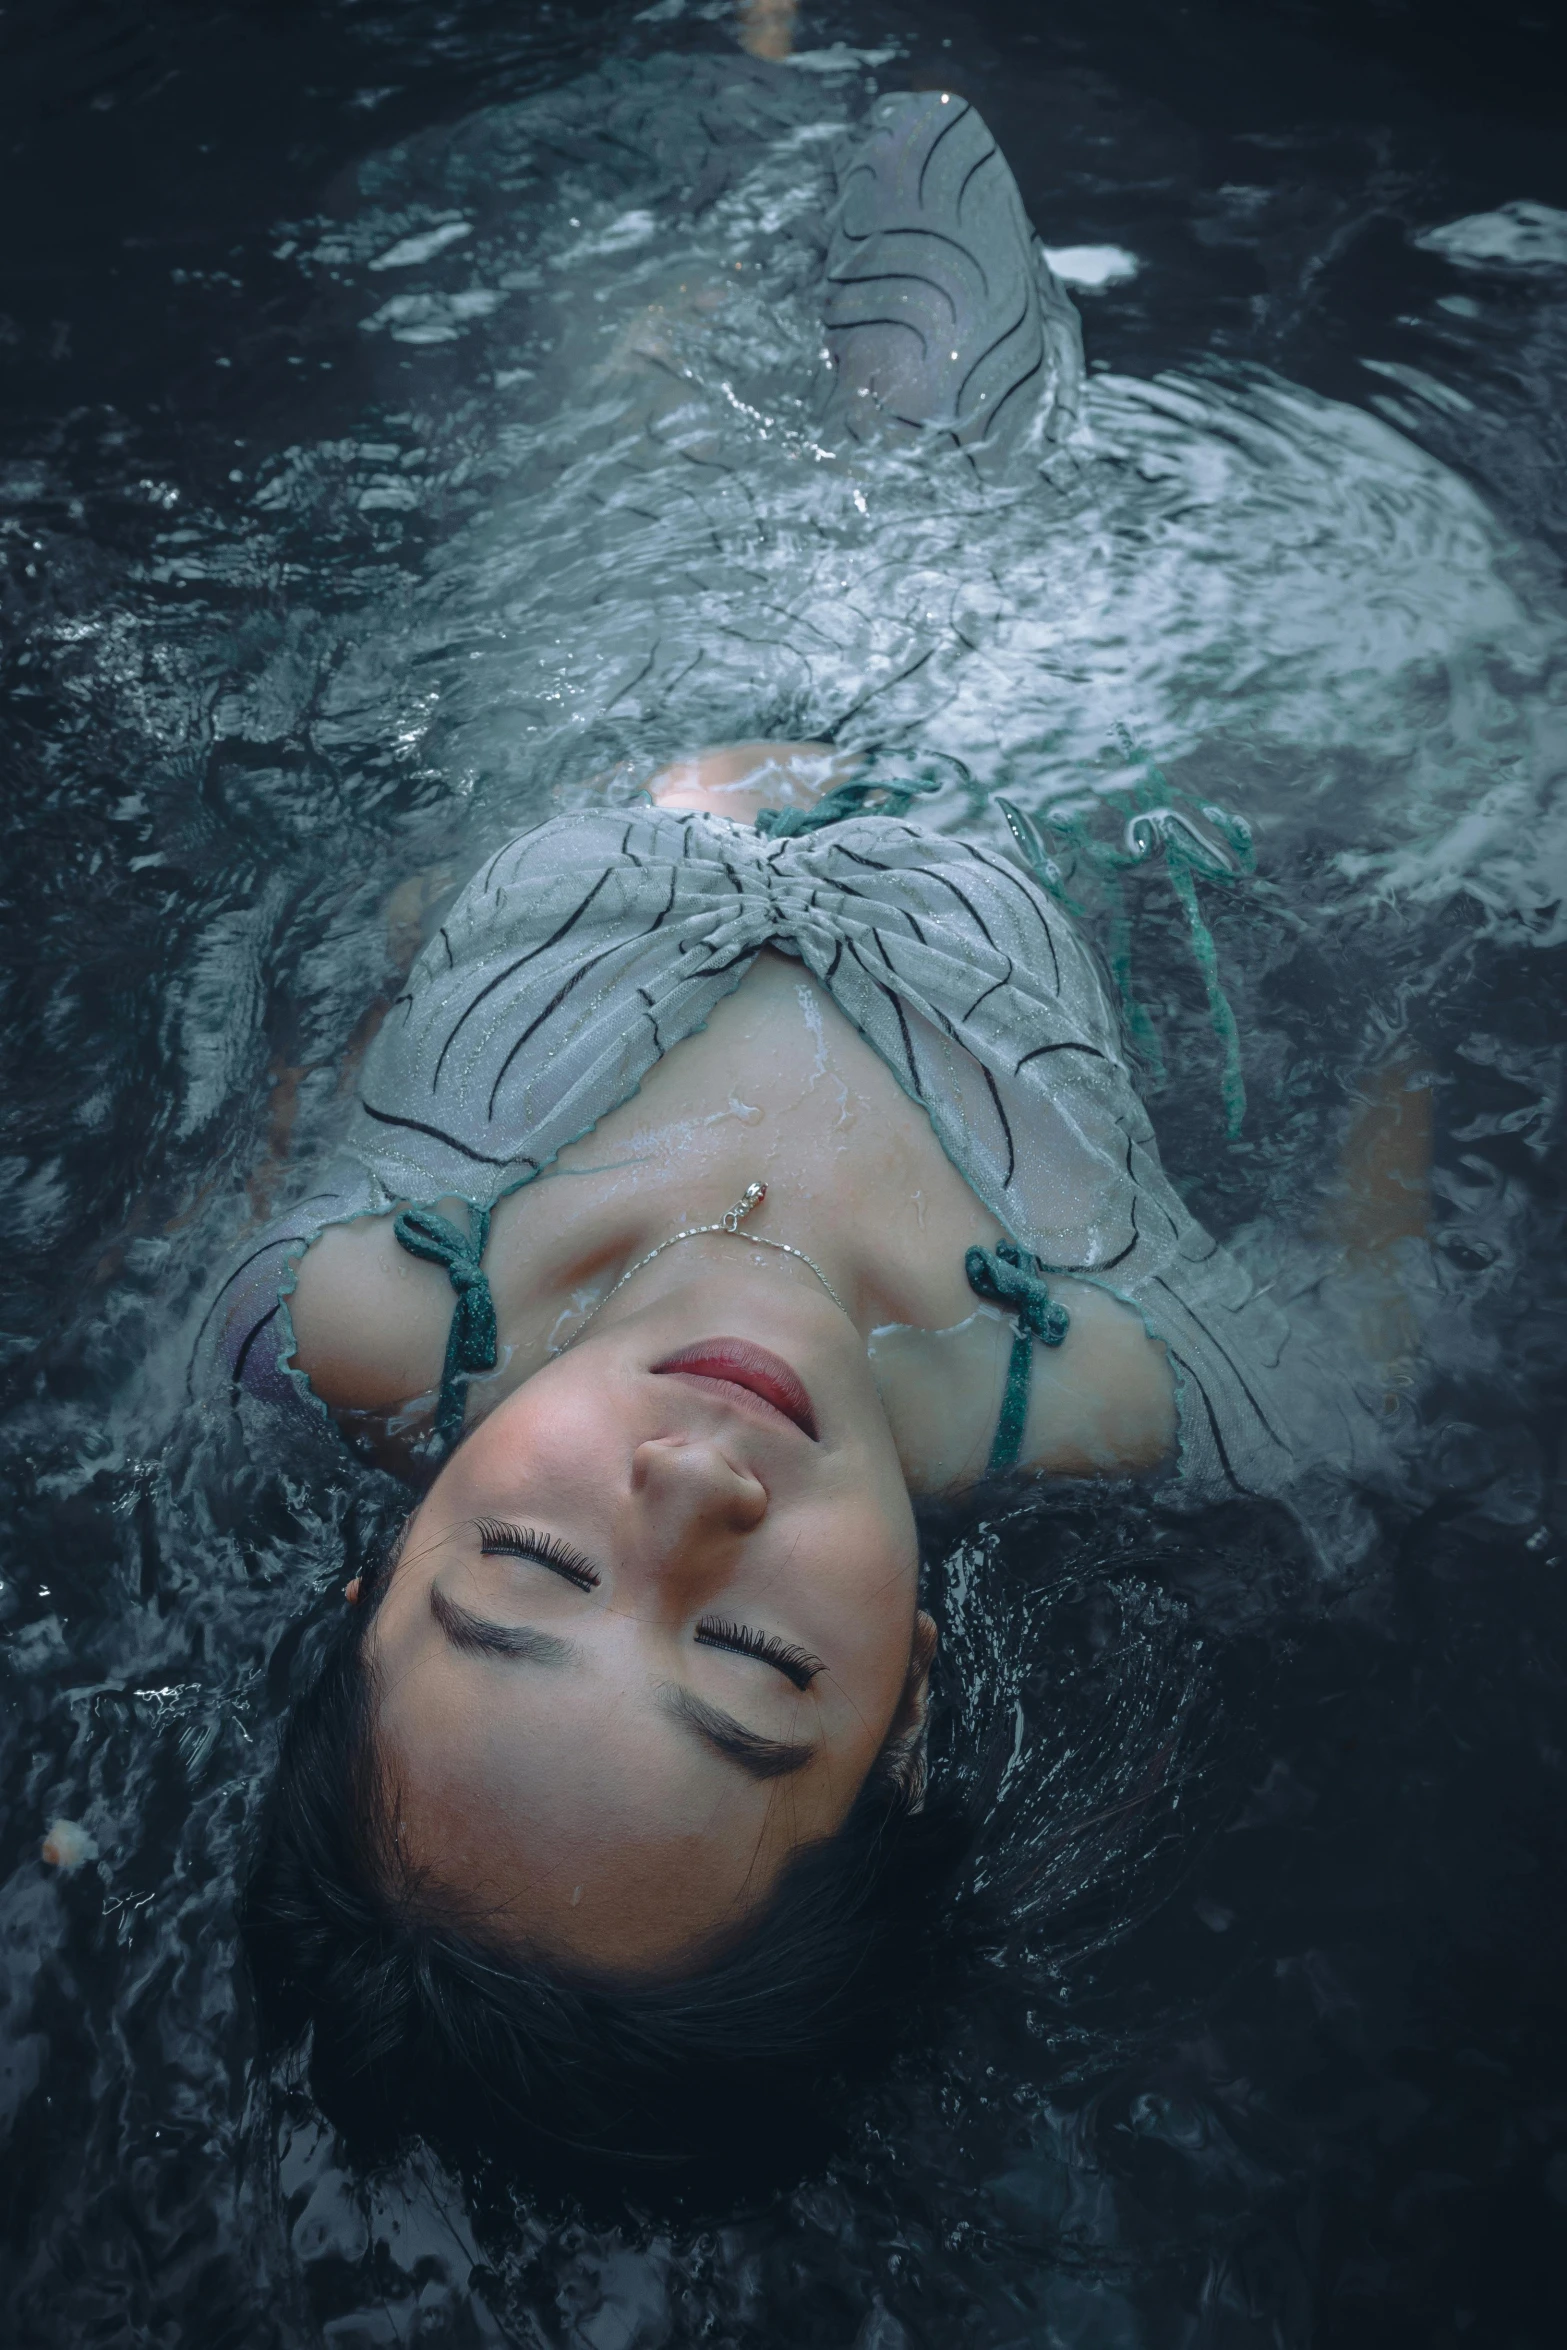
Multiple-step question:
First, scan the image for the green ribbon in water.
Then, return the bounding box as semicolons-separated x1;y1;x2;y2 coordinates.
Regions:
965;1239;1070;1476
756;773;942;838
998;728;1256;1140
392;1203;497;1453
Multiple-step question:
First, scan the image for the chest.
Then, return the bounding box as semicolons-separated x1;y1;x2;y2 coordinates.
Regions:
483;949;997;1333
291;953;1005;1424
289;949;1173;1487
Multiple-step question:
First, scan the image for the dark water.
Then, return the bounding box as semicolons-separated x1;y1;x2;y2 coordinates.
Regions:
3;1;1566;2342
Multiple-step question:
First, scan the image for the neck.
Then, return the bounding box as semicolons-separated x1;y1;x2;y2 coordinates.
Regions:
558;1210;860;1356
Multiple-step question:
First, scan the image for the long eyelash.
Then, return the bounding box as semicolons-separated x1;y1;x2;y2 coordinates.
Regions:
695;1615;823;1691
473;1520;600;1591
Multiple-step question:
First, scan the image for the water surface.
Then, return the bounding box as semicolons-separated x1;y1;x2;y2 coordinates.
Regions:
2;2;1565;2343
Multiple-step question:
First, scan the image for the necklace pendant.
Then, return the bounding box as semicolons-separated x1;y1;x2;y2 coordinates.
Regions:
722;1180;767;1235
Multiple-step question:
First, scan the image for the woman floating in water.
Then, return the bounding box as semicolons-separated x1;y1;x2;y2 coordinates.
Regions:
215;93;1412;2185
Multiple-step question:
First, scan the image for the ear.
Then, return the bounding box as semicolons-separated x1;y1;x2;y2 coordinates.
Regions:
881;1610;938;1810
344;1576;363;1606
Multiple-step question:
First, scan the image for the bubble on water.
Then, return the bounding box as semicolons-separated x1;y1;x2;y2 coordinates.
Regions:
40;1820;98;1870
1041;243;1141;290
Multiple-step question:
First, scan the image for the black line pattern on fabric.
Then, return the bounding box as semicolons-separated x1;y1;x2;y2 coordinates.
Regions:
440;928;454;969
912;865;1000;949
956;841;1064;992
955;289;1032;414
1121;1128;1179;1240
954;139;998;224
980;1064;1016;1188
917;95;972;205
1153;1279;1293;1451
887;984;921;1097
231;1303;280;1401
1093;1197;1141;1272
828;266;959;325
830;864;932;951
1166;1351;1256;1495
485;938;630;1120
1015;1038;1109;1073
431;868;614;1093
976;347;1044;441
203;1234;312;1310
647;866;680;933
830;310;929;356
188;1234;313;1374
870;223;994;301
962;964;1013;1024
847;935;923;1098
359;1101;515;1166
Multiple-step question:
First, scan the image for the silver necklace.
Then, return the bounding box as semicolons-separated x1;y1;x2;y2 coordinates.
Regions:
563;1181;851;1344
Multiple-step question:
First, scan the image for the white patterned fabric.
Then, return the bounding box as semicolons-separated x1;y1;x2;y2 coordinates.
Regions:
204;807;1371;1507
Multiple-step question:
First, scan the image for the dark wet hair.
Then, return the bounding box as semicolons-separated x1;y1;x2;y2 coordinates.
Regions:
243;1485;1271;2206
240;1534;977;2199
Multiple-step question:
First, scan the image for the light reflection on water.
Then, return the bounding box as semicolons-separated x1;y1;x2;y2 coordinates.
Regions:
2;8;1565;2346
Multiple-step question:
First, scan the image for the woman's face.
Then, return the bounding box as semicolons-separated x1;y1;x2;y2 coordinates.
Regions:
366;1267;932;1978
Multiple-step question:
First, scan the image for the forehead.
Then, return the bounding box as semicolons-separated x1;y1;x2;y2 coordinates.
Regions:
370;1638;837;1970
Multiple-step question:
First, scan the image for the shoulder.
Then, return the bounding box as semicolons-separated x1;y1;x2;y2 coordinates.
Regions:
286;1209;450;1418
875;1279;1176;1495
196;1175;373;1406
1021;1278;1178;1479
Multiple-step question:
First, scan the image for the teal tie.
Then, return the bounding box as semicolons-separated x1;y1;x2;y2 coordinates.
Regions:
964;1240;1070;1476
392;1204;497;1453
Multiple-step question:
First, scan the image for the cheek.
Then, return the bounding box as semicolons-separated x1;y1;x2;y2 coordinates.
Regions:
796;1497;918;1694
463;1369;627;1496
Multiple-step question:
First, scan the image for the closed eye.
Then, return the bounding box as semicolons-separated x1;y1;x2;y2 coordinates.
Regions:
695;1615;823;1691
472;1519;600;1592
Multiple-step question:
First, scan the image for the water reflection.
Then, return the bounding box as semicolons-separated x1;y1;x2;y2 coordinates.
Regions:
2;7;1566;2347
738;0;799;64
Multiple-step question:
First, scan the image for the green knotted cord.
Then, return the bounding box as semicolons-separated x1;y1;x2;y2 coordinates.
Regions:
392;1203;497;1453
965;1239;1070;1476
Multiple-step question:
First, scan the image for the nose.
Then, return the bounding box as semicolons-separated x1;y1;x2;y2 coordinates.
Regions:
625;1433;768;1594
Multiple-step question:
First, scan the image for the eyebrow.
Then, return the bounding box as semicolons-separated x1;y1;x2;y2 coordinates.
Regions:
658;1686;818;1781
430;1590;818;1781
430;1587;576;1665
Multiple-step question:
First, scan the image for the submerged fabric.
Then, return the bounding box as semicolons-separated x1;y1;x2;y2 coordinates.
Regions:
202;805;1369;1506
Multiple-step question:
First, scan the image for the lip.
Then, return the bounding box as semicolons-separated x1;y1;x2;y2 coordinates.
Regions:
650;1338;819;1440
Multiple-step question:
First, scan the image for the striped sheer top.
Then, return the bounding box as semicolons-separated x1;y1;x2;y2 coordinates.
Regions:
200;805;1371;1507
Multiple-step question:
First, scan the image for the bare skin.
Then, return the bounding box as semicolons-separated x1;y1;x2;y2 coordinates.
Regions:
737;0;798;62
